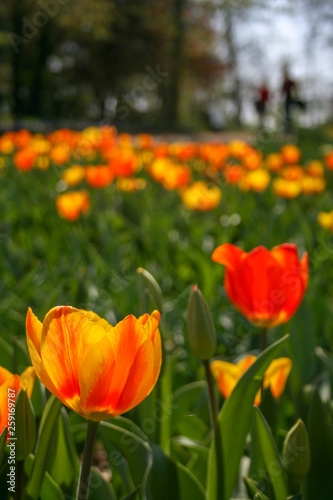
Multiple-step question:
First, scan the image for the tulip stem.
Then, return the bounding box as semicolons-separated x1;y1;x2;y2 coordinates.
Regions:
260;328;268;352
76;420;99;500
203;359;218;433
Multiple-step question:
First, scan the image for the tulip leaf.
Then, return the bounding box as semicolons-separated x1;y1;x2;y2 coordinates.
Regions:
207;334;289;500
304;389;333;500
98;420;153;498
244;476;270;500
46;408;80;493
122;485;142;500
171;381;210;440
315;346;333;373
89;468;118;500
145;442;205;500
25;396;63;500
40;471;65;500
15;388;36;461
253;406;288;500
0;426;7;465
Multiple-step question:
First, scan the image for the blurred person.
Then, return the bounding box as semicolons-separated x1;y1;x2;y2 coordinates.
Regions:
281;67;306;134
254;82;270;129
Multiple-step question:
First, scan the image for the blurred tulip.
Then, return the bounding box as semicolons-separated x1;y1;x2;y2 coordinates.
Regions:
180;181;222;211
26;306;162;421
56;190;90;221
210;355;292;405
317;211;333;231
212;243;308;327
272;178;302;199
281;144;301;164
85;165;114;188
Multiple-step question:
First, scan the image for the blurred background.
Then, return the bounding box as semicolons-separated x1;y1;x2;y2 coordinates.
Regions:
0;0;332;132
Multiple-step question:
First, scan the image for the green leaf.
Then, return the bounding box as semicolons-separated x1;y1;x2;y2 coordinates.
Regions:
46;408;79;492
145;443;205;500
25;396;63;500
15;389;36;461
40;471;65;500
207;334;289;500
0;426;7;465
98;420;153;497
253;407;288;500
304;389;333;500
315;346;333;373
171;381;209;439
89;468;118;500
244;476;270;500
122;485;142;500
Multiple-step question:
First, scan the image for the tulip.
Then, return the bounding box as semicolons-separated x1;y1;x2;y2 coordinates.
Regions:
55;190;90;221
0;366;35;438
317;211;333;232
26;306;162;421
210;355;292;405
180;181;222;211
212;243;308;328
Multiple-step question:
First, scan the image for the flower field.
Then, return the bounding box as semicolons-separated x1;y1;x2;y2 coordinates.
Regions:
1;125;333;500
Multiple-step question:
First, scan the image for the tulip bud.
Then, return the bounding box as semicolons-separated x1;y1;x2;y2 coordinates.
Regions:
137;267;163;313
15;388;36;461
187;285;216;360
283;419;310;492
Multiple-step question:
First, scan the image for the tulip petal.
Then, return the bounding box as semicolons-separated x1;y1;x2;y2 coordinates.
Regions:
210;360;242;399
264;358;292;398
0;367;13;386
40;306;107;404
244;246;287;325
79;315;155;419
212;244;253;317
138;310;162;384
271;244;308;322
237;354;256;372
212;243;246;271
26;307;43;361
20;367;36;398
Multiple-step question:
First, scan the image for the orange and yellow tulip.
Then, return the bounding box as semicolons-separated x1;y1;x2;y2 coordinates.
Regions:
0;366;35;437
281;144;301;164
210;355;292;405
180;181;222;211
212;243;308;327
56;190;90;221
26;306;162;421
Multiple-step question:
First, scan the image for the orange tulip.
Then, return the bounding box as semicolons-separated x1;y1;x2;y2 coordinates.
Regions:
210;355;292;405
56;190;90;221
212;243;308;327
281;144;301;164
13;148;36;171
0;366;35;437
324;151;333;171
26;306;162;421
85;165;114;188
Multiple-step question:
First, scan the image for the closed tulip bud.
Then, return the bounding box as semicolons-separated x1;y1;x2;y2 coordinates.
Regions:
283;419;310;491
187;285;216;360
137;267;163;314
15;389;36;461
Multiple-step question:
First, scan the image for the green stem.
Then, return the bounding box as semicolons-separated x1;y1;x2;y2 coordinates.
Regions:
203;359;218;433
76;420;99;500
260;327;268;352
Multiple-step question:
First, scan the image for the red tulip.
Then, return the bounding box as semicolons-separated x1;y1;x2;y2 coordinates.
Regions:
212;243;308;327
